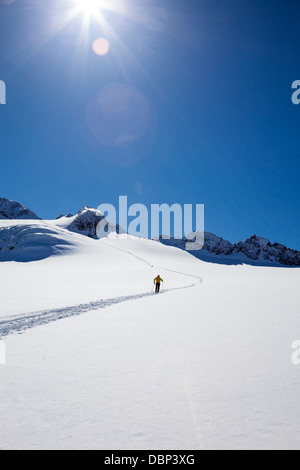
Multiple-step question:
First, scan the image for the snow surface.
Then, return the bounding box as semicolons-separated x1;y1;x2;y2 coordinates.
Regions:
0;220;300;450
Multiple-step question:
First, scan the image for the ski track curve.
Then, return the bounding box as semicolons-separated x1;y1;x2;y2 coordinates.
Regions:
0;241;203;338
101;240;204;285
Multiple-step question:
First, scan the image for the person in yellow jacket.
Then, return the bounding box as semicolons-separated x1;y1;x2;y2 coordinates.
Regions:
154;275;164;293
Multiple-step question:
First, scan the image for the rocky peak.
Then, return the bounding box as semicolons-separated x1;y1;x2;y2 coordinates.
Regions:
0;198;40;220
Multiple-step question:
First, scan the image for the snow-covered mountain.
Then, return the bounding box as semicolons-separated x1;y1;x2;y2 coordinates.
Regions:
159;232;300;266
0;204;124;261
0;208;128;263
1;198;299;266
55;206;114;239
0;198;40;220
55;206;125;239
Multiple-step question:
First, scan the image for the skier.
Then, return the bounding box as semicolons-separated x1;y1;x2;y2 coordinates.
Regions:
154;275;164;293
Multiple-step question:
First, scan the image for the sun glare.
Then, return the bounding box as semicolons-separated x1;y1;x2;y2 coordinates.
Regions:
75;0;103;16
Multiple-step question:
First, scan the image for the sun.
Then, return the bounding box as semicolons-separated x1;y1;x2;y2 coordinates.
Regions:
74;0;104;17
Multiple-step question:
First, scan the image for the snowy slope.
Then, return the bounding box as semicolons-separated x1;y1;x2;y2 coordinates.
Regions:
0;219;300;450
0;206;122;262
0;220;82;262
0;218;201;317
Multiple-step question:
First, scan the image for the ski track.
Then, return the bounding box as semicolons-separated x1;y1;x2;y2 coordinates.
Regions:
0;242;203;338
0;285;199;339
102;240;204;284
0;292;155;338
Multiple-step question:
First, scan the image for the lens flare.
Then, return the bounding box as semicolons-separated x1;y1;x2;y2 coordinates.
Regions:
93;37;110;56
86;83;150;148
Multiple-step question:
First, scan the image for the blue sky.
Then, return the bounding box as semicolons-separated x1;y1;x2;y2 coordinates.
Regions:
0;0;300;248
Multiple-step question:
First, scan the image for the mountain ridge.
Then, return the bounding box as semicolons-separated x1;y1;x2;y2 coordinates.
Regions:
1;197;299;266
0;198;41;220
159;232;300;266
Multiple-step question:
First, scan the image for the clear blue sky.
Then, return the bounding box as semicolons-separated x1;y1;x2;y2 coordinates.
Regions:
0;0;300;248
